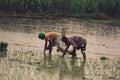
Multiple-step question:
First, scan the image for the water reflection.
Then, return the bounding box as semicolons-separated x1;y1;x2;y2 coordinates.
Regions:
42;53;86;80
0;51;7;58
0;18;120;37
59;58;85;80
43;52;52;67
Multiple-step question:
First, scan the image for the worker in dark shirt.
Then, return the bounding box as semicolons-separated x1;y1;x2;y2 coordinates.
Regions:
61;36;87;61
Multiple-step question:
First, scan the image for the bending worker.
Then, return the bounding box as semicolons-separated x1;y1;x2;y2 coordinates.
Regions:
61;36;87;61
38;32;63;55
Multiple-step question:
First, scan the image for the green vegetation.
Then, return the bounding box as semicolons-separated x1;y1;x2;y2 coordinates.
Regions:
100;56;109;60
0;41;8;51
0;0;120;18
87;19;120;24
0;42;8;57
0;49;120;80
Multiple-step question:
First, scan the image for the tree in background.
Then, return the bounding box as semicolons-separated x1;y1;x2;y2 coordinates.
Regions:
62;0;69;17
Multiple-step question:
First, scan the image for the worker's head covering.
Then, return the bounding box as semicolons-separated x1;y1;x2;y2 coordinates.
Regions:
61;36;67;42
61;36;68;46
38;32;45;39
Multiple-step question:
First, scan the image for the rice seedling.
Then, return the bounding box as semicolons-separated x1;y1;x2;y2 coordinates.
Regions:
0;47;120;80
0;41;8;51
100;56;109;60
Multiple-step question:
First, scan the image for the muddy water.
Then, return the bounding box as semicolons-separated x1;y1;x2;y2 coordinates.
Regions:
0;17;120;58
0;18;120;80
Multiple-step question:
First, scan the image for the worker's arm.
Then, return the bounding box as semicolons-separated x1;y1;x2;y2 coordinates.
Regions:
62;44;70;57
70;40;77;51
44;39;47;53
69;40;78;57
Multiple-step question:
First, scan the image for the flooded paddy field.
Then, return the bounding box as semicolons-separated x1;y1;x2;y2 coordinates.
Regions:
0;18;120;80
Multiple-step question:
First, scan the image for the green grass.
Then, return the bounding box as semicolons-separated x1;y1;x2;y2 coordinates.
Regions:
87;19;120;24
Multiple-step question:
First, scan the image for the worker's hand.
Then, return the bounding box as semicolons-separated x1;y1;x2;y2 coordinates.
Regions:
45;48;47;50
62;54;64;57
61;50;65;53
43;47;47;53
62;52;66;57
44;47;48;50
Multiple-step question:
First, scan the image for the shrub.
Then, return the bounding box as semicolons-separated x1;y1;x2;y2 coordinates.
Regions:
0;41;8;51
100;56;109;60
